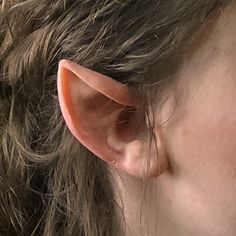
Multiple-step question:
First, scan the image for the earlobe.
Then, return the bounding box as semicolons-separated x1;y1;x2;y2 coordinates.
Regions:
57;59;168;178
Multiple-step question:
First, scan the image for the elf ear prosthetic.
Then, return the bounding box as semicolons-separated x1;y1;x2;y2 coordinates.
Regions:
57;59;168;178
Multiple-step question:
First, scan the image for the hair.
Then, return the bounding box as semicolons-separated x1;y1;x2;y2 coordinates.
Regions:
0;0;231;235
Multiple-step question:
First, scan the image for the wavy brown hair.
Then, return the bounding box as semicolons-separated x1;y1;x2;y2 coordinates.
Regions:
0;0;230;235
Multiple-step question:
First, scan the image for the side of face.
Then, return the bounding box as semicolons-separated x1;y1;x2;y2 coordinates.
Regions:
56;2;236;235
157;3;236;235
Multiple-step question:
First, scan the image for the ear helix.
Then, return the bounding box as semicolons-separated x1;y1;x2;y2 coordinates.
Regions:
58;59;140;107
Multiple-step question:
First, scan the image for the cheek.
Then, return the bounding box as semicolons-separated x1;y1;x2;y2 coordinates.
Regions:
165;104;236;211
160;104;236;234
177;118;236;180
167;74;236;185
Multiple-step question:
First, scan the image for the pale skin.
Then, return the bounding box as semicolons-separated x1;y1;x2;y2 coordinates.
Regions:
57;3;236;236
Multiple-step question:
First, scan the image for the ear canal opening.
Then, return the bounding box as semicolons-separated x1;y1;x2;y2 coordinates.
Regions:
116;105;148;143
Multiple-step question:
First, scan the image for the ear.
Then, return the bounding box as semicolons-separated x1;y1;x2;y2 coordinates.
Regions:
57;59;168;178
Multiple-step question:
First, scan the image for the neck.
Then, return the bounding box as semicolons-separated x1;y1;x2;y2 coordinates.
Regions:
109;166;171;236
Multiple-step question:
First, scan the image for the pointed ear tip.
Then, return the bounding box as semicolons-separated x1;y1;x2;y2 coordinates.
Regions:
57;59;75;81
59;58;70;64
58;59;70;70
